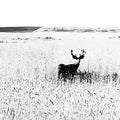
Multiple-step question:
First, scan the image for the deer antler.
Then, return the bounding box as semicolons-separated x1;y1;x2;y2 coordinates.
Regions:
71;49;86;60
79;49;86;59
81;49;86;55
71;50;79;60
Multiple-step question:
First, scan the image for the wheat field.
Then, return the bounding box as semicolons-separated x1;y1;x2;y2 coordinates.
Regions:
0;30;120;120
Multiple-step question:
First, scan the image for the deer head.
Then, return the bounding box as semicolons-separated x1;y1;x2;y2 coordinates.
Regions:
71;49;86;61
58;49;86;83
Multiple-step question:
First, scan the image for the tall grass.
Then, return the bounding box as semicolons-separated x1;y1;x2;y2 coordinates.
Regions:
0;44;120;120
1;64;120;120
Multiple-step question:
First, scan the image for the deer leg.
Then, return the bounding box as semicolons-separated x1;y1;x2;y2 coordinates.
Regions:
57;77;61;86
79;73;82;83
70;75;73;84
58;71;61;79
72;76;75;83
71;79;72;84
57;73;63;86
63;78;67;82
74;72;78;83
57;72;60;86
57;75;59;87
73;77;75;84
74;77;75;83
89;78;92;84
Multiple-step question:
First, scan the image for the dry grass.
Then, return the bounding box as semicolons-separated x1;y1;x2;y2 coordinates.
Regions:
1;68;120;120
0;32;120;120
0;47;120;120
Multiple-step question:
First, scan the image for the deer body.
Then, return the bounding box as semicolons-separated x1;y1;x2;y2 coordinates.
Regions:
58;49;86;82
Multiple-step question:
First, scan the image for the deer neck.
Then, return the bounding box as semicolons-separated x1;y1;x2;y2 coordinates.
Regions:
75;59;80;69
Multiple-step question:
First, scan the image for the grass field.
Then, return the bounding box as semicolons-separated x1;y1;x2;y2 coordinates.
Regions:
0;31;120;120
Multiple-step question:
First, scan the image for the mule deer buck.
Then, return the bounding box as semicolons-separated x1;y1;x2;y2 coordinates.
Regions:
58;49;86;83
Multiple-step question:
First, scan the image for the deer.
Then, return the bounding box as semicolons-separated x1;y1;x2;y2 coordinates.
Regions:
58;49;86;84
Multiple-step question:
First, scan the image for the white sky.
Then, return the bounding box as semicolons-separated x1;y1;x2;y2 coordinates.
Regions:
0;0;120;27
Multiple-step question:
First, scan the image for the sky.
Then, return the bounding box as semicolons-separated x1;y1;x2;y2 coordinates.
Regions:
0;0;120;27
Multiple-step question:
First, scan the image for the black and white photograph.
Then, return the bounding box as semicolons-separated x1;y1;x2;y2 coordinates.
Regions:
0;0;120;120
